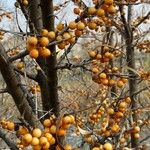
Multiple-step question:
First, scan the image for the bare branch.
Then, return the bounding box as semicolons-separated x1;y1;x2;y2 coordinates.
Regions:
57;38;78;65
133;11;150;29
14;68;38;82
116;1;150;6
55;62;90;71
132;86;150;97
9;50;28;62
0;130;18;150
0;43;41;128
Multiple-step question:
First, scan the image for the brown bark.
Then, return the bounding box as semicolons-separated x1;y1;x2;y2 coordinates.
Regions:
25;0;59;117
28;0;43;33
0;129;18;150
40;0;59;116
0;44;41;128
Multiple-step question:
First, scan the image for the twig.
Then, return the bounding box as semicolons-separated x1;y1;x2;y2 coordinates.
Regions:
132;86;150;97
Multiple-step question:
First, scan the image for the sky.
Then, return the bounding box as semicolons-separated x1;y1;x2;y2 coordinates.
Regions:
0;0;77;32
1;0;150;36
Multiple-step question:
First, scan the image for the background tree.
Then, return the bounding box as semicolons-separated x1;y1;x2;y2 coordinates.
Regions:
0;0;150;149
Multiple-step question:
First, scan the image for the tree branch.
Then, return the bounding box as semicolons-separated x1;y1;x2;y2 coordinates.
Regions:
0;129;18;150
0;43;41;128
9;50;28;62
133;11;150;29
0;88;8;94
14;68;38;82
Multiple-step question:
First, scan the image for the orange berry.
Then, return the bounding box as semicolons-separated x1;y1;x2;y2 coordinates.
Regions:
125;97;131;104
43;119;51;127
41;29;48;37
103;142;113;150
57;23;64;31
47;31;56;39
101;78;109;85
92;68;99;74
18;127;29;135
23;133;33;144
99;73;107;79
111;124;120;133
69;115;75;124
39;37;49;47
63;32;71;40
16;62;25;70
44;127;50;133
31;137;39;146
57;42;66;49
107;5;116;14
121;78;128;83
32;128;42;138
88;7;97;15
96;53;102;60
104;52;111;58
117;80;124;88
57;128;66;136
68;37;76;44
39;47;51;57
120;137;126;143
49;125;57;134
63;144;72;150
119;102;127;108
115;112;124;118
44;133;53;142
74;30;83;37
56;35;63;42
96;8;105;17
88;50;97;58
42;142;50;149
32;145;41;150
104;0;114;5
88;22;97;30
63;116;71;124
23;0;28;6
134;126;140;133
7;122;15;131
104;130;111;137
26;43;36;52
134;133;140;139
77;22;85;30
107;108;114;115
108;79;116;86
49;137;56;145
39;137;48;146
27;37;38;46
69;21;77;30
73;7;80;15
29;49;39;59
61;124;71;129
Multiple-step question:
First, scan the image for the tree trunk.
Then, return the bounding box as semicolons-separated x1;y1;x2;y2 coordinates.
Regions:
27;0;59;117
40;0;59;116
119;5;138;147
126;6;138;148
